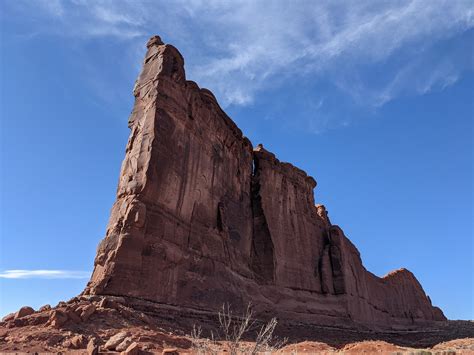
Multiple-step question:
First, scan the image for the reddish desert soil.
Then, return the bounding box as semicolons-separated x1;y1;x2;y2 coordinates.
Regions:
1;295;473;354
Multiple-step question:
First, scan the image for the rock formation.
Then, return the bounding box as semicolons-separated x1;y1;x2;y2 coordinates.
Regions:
84;35;445;329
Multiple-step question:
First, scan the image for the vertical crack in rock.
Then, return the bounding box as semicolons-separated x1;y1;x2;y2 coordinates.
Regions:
328;228;346;295
317;230;334;295
250;153;275;284
83;35;446;329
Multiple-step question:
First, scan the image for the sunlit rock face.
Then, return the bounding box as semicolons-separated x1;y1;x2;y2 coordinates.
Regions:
84;35;446;329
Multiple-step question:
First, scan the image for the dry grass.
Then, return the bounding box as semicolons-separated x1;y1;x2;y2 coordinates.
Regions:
190;303;287;354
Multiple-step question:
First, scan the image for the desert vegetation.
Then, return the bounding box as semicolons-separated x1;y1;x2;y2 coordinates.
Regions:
190;303;287;354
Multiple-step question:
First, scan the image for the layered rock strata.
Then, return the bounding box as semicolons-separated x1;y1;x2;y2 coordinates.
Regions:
84;35;445;329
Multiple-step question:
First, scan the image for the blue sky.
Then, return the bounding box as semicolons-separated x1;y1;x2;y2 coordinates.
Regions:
0;0;472;320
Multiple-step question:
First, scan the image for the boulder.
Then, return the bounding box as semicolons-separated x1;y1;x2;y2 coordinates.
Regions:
122;342;140;355
98;297;123;310
1;313;15;322
65;307;81;323
49;310;68;328
38;304;51;312
14;306;34;319
104;331;129;350
69;334;87;349
87;338;99;355
116;337;133;352
79;304;96;322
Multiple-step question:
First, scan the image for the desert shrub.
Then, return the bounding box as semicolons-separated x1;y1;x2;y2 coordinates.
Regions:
190;324;219;355
190;303;287;355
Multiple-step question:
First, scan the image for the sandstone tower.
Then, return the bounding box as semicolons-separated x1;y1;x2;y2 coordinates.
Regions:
84;36;445;329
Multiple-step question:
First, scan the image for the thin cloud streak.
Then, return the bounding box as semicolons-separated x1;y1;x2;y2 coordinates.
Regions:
0;270;90;279
187;0;473;107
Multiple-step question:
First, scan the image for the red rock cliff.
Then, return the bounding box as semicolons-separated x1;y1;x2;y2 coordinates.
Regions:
84;36;445;329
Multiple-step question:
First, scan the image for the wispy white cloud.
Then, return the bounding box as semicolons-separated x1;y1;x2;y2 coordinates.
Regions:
0;270;90;279
5;0;473;130
37;0;64;17
183;0;473;107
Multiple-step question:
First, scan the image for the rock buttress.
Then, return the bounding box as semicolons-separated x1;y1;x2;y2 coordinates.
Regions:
85;36;255;308
326;226;446;326
251;145;328;292
84;35;446;328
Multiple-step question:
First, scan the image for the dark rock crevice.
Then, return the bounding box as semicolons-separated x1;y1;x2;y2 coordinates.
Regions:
249;153;275;285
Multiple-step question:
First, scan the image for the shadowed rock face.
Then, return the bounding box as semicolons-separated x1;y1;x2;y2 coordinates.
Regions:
84;35;445;329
